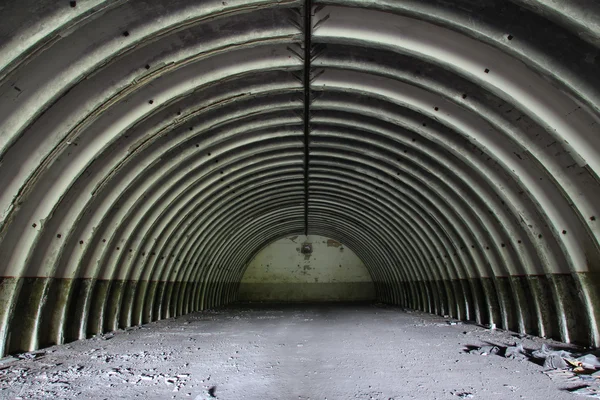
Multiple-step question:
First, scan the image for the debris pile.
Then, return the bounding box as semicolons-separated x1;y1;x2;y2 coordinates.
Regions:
0;347;198;398
468;342;600;397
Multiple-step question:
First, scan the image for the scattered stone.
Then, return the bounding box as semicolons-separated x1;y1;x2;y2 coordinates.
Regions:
532;344;572;369
208;386;217;397
504;343;528;360
140;373;154;381
453;392;474;398
469;345;500;356
0;305;586;399
546;354;570;369
569;386;600;398
579;354;600;369
17;351;45;360
0;356;18;367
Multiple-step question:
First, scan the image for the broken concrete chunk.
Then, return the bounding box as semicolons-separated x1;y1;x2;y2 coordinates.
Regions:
0;356;19;366
578;354;600;369
568;386;600;398
544;354;569;370
470;345;500;356
453;392;474;399
17;351;45;360
504;343;528;360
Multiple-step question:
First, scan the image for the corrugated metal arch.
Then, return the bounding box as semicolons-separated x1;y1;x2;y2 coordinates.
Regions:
0;0;598;356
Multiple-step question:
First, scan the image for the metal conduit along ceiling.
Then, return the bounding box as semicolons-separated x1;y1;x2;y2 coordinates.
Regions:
0;0;598;357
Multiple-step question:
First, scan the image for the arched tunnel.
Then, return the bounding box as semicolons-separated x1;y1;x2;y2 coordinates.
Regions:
1;0;600;398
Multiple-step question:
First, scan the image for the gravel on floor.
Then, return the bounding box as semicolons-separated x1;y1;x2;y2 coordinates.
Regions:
0;303;592;400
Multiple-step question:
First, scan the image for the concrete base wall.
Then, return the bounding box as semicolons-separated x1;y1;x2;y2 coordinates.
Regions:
239;235;375;302
238;282;376;302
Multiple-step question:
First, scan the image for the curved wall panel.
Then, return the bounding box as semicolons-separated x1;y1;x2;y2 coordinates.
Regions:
0;0;598;355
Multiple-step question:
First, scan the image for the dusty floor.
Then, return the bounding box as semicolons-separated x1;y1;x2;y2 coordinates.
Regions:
0;303;593;399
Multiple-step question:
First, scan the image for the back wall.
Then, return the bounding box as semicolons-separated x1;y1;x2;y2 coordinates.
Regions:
238;235;375;302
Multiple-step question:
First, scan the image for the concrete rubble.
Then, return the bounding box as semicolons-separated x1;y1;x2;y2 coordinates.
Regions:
468;337;600;398
0;303;596;399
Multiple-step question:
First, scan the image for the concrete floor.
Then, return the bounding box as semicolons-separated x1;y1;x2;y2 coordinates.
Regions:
0;303;587;399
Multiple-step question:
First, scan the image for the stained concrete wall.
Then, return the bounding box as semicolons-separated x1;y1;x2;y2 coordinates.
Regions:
238;235;375;302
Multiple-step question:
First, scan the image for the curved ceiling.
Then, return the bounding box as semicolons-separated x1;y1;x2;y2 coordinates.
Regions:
0;0;599;355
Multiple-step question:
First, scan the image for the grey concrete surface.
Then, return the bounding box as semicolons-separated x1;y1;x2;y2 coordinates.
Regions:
239;235;375;302
0;303;586;399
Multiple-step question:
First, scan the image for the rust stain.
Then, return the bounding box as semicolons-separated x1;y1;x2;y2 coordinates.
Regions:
327;239;341;248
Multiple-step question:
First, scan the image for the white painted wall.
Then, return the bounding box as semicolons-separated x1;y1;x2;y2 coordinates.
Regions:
238;235;375;302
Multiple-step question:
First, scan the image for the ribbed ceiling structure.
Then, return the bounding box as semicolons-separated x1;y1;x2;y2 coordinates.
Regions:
0;0;599;356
